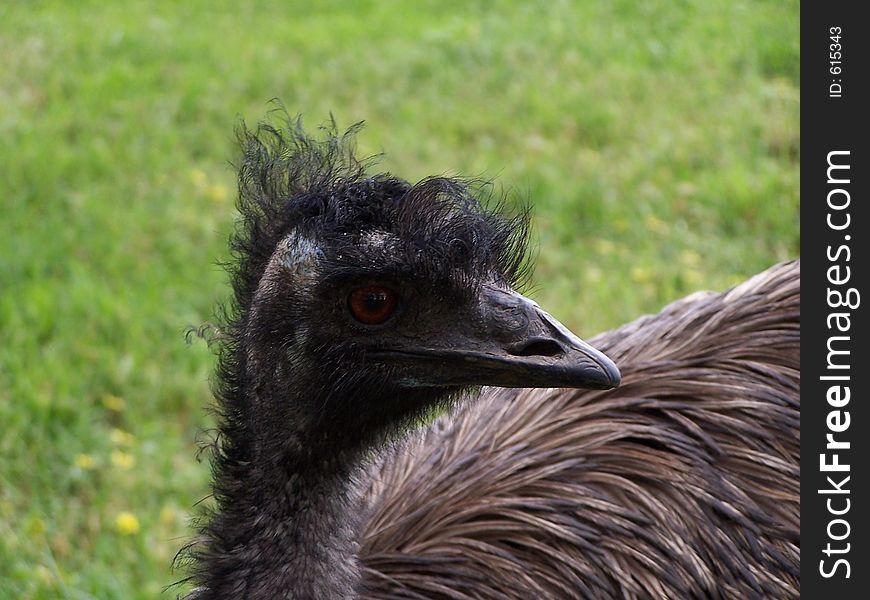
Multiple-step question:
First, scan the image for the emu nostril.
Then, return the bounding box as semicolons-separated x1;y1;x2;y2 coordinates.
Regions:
508;338;564;357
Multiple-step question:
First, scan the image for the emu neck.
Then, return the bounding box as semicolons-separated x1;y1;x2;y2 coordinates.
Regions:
202;377;368;600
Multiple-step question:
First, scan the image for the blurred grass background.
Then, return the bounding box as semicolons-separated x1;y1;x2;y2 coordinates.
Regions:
1;0;798;597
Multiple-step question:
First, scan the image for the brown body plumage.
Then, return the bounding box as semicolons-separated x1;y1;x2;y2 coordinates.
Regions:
360;261;800;599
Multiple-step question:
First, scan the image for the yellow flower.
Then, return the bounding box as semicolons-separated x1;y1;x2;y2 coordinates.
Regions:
159;504;177;525
631;266;651;283
109;428;135;446
74;454;96;470
110;450;135;469
205;183;229;203
643;214;668;234
34;564;54;585
592;239;615;255
26;516;47;536
115;512;140;535
102;394;125;411
680;250;702;268
685;270;704;286
190;168;207;188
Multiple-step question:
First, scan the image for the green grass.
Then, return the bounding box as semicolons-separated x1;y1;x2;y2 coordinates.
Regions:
0;0;798;597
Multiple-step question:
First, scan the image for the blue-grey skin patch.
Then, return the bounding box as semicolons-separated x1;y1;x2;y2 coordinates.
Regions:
276;231;324;284
247;231;325;374
360;229;400;252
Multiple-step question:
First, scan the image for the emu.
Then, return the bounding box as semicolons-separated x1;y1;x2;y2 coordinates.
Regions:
181;118;799;599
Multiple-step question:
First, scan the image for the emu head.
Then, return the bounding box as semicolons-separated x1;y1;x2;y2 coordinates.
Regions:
225;120;620;453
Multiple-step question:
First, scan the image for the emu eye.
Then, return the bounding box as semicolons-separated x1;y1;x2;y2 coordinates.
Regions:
348;286;398;325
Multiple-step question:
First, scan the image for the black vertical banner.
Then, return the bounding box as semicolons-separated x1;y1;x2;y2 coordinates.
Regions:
802;4;868;597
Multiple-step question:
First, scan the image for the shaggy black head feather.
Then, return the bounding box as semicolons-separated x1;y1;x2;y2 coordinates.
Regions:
228;116;531;314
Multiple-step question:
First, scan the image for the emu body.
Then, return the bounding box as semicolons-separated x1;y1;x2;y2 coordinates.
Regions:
182;118;799;599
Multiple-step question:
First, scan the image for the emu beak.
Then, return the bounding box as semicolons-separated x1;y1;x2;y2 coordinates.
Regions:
377;286;620;390
455;285;621;389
